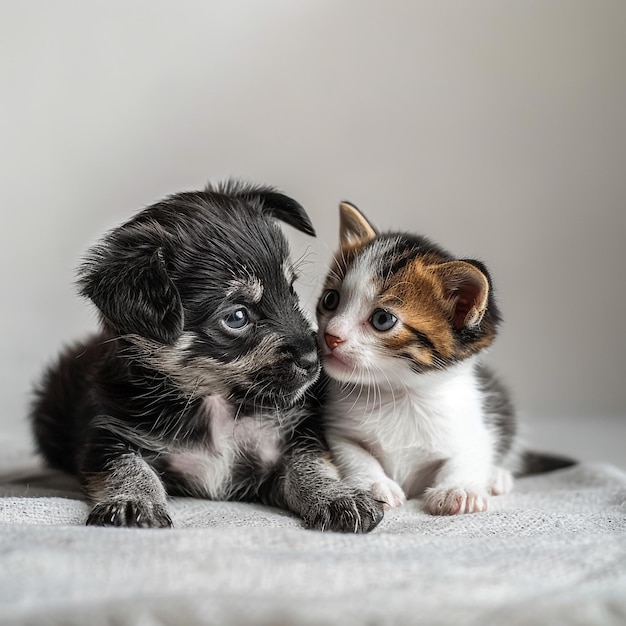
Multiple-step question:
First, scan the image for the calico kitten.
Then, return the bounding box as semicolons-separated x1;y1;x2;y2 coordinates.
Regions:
316;202;574;515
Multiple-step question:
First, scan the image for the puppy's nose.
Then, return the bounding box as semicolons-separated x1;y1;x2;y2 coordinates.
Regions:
294;351;319;374
324;333;344;351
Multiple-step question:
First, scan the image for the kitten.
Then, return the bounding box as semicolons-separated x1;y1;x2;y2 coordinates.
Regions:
316;202;574;515
29;183;383;532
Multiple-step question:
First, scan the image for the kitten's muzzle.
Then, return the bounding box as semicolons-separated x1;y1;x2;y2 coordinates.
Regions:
324;333;344;351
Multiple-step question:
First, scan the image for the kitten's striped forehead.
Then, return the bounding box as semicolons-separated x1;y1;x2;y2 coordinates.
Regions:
337;238;399;308
331;235;447;287
332;237;398;287
354;237;399;281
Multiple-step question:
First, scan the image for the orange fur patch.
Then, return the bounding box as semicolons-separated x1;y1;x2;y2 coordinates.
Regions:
380;260;457;359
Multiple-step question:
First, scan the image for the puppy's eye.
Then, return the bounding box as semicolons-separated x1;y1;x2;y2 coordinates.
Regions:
371;309;397;332
223;308;249;330
321;289;340;312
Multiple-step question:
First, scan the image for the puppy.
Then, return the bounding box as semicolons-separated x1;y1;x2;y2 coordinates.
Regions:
30;181;383;532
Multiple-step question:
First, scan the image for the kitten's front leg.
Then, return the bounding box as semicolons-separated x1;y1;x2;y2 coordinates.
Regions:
488;466;514;496
271;447;384;533
423;456;492;516
80;428;172;528
329;434;406;509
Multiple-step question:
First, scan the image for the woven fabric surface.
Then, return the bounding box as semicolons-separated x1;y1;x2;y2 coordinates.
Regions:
1;436;625;626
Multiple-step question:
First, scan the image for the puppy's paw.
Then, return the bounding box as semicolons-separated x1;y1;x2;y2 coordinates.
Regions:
371;478;406;509
488;467;514;496
423;487;489;516
305;489;384;533
86;500;173;528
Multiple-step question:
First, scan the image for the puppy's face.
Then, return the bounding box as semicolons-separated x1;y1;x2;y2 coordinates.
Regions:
169;218;319;407
79;183;320;409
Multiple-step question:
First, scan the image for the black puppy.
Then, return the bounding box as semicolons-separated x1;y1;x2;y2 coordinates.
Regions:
30;181;383;532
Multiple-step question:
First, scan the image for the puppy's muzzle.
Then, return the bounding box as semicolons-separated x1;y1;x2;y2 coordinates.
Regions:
285;334;320;390
292;350;320;378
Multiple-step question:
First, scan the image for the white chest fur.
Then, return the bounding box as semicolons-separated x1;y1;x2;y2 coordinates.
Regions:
326;360;496;497
167;395;282;499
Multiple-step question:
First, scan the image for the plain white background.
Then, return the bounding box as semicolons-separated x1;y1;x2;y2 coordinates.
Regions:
1;1;624;464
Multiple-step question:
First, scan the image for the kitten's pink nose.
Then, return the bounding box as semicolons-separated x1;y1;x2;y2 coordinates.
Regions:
324;333;344;351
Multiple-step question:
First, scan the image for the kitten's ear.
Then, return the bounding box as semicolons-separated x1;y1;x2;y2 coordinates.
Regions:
78;244;184;344
339;202;378;249
429;261;489;330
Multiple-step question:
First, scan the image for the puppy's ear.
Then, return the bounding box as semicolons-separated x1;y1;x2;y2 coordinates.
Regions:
255;190;316;236
222;181;316;236
78;244;183;344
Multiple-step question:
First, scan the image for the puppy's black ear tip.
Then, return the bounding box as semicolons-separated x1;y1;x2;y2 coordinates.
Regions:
298;219;316;237
214;181;317;237
259;191;316;237
285;204;316;237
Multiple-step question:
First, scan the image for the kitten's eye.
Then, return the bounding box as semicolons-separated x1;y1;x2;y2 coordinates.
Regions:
223;308;249;330
321;289;340;312
371;309;398;332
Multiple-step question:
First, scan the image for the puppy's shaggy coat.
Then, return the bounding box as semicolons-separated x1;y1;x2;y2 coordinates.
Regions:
30;182;383;531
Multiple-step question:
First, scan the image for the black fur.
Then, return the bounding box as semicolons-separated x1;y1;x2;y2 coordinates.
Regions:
30;181;383;532
519;451;577;476
475;363;517;460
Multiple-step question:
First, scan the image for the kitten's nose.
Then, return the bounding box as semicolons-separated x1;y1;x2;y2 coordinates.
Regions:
324;333;344;351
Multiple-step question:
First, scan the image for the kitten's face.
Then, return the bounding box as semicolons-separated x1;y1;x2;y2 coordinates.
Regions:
316;203;500;386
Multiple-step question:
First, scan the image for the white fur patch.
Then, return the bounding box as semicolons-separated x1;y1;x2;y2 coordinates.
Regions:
282;260;296;285
173;331;196;352
488;466;514;496
371;477;406;509
326;358;497;504
167;395;281;499
318;239;408;384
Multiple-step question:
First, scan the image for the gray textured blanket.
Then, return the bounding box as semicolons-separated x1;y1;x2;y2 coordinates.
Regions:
1;436;625;626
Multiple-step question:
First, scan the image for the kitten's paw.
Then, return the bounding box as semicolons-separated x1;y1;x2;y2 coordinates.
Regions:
423;487;489;515
86;500;173;528
305;489;384;533
371;478;406;509
488;467;514;496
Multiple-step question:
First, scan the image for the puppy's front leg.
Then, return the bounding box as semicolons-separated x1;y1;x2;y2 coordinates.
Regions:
273;447;384;533
80;429;172;528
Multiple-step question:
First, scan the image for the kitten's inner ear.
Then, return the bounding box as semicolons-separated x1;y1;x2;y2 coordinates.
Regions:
339;202;378;250
430;261;489;329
